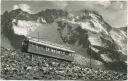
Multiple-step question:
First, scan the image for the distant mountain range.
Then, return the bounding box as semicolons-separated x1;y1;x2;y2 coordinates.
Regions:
1;8;127;72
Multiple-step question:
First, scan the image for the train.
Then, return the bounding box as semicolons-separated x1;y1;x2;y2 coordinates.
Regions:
21;37;75;61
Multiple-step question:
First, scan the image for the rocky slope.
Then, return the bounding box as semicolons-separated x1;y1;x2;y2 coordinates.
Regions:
1;8;127;73
1;47;127;80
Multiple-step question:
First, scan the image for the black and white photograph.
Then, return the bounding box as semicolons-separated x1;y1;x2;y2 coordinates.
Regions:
0;0;127;80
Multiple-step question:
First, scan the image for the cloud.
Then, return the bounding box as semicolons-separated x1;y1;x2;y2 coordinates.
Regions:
13;4;32;13
96;1;111;7
109;1;124;10
65;1;111;12
51;1;68;9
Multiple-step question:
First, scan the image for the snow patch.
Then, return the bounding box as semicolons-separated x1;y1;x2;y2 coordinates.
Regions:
12;19;41;36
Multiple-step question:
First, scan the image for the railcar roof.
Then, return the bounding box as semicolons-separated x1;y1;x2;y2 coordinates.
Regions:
27;37;75;53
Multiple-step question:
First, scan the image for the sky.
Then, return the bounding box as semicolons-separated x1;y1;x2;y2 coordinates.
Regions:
1;0;128;28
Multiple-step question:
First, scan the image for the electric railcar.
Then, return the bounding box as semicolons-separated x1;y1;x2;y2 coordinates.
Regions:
21;38;75;61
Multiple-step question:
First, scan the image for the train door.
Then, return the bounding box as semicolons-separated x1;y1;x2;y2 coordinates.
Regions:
21;40;29;52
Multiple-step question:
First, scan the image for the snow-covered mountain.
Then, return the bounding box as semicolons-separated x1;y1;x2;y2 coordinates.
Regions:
1;8;127;72
56;9;127;64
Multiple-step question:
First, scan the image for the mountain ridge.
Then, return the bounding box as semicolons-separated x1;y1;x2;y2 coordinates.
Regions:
1;8;127;72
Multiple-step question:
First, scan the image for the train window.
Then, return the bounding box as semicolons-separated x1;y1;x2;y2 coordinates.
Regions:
37;46;41;51
53;49;56;53
58;51;61;54
69;53;72;56
60;51;62;54
52;49;56;53
55;49;57;53
48;48;50;51
51;49;53;52
22;42;24;46
49;48;51;51
62;52;65;55
46;47;50;51
41;46;43;51
40;47;44;52
65;52;69;55
38;46;41;50
46;48;48;51
43;46;45;49
61;51;63;54
51;49;54;52
36;45;38;49
60;51;63;54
